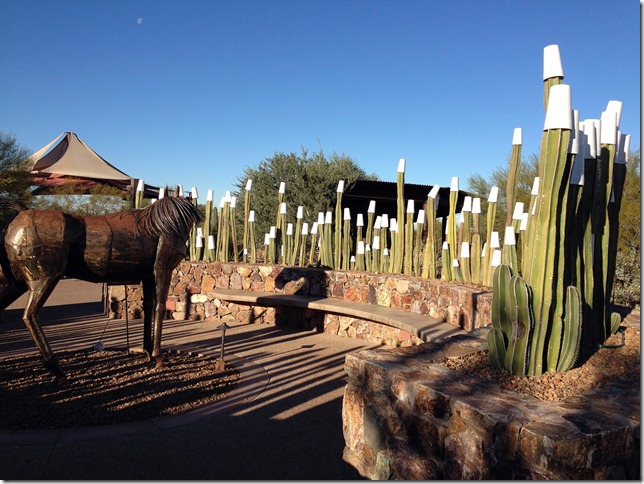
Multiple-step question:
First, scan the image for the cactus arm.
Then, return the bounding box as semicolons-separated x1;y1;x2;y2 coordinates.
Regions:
471;233;482;285
488;328;507;370
556;286;583;372
422;196;437;279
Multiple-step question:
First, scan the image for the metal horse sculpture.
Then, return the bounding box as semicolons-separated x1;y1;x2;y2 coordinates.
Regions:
0;196;202;378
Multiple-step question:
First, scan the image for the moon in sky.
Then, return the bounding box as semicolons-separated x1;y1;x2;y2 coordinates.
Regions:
137;18;143;25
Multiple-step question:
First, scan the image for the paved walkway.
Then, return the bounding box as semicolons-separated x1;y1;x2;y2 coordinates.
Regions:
0;279;374;479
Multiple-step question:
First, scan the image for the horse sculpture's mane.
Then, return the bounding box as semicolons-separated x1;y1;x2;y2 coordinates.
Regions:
134;197;203;239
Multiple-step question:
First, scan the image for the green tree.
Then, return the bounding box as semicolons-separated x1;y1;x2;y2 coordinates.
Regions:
613;149;640;308
233;149;377;246
0;132;33;202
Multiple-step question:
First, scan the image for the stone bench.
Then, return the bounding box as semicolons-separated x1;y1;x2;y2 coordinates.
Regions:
208;288;466;344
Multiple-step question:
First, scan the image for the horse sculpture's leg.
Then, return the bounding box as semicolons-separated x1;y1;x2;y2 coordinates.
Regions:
21;277;65;378
151;267;174;369
141;275;156;359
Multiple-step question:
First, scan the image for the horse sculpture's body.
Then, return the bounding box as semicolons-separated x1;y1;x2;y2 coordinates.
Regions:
0;196;202;378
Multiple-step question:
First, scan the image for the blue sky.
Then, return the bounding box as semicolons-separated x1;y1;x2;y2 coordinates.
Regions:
2;0;640;204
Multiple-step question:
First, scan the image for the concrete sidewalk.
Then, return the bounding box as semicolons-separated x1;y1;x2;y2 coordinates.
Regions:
0;279;373;479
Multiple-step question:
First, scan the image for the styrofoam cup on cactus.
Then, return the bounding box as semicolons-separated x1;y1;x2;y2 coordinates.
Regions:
531;177;540;196
302;222;309;235
450;176;459;192
569;110;580;155
543;44;564;80
381;214;389;227
245;179;253;191
195;236;203;248
337;180;345;193
488;186;499;203
397;158;406;173
243;248;248;255
543;84;572;131
512;127;523;145
278;182;285;194
374;216;382;229
248;210;255;222
357;240;365;254
406;199;414;213
136;179;145;192
356;213;364;226
584;119;599;157
442;241;449;250
390;218;398;232
600;110;618;145
368;200;376;213
372;235;380;249
481;242;487;258
512;202;524;220
177;185;183;197
462;196;472;212
286;223;293;235
460;242;470;258
520;213;529;231
606;100;623;127
325;211;332;224
219;196;226;208
317;212;325;225
264;234;270;246
618;134;631;164
365;243;371;251
504;226;516;245
452;259;460;268
416;209;425;224
491;249;502;267
344;207;351;220
311;222;318;234
230;196;236;208
280;202;287;214
350;255;356;263
296;206;304;219
490;231;500;248
208;235;215;250
225;190;231;202
191;187;198;199
383;248;389;256
206;189;213;202
428;184;440;199
269;226;276;238
472;197;481;214
158;187;165;199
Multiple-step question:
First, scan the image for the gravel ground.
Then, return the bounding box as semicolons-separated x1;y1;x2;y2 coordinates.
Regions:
0;349;239;430
440;326;640;401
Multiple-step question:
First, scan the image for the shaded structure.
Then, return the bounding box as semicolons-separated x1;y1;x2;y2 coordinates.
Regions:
27;132;159;202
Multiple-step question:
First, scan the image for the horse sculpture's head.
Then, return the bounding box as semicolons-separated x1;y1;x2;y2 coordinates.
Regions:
137;196;203;240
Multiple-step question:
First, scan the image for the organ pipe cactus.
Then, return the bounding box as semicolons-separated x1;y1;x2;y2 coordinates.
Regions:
413;209;424;277
334;181;344;269
447;177;459;280
422;185;440;279
482;187;499;286
308;221;319;266
505;128;523;226
248;210;257;263
342;207;351;270
243;180;252;262
403;200;414;274
394;159;405;274
230;196;238;262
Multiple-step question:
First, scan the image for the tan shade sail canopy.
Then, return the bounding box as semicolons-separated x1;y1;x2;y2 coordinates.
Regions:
28;132;131;181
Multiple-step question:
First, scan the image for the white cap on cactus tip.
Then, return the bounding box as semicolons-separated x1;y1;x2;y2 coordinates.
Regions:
569;110;580;155
491;249;502;267
280;202;287;214
365;244;371;252
520;213;529;231
177;185;184;197
452;259;460;268
286;223;293;236
302;223;309;235
543;44;564;80
191;187;198;199
296;206;304;219
512;202;524;220
337;180;345;193
356;213;364;226
488;186;499;203
381;214;389;227
383;248;389;256
617;134;631;165
600;110;618;145
344;207;351;220
512;127;523;146
442;241;449;250
264;234;270;246
230;196;237;208
372;235;380;249
606;100;623;127
248;210;255;222
428;184;440;199
397;158;406;173
158;187;165;199
374;216;382;229
311;222;318;234
504;226;516;246
219;197;226;208
490;231;500;249
350;255;356;263
136;179;145;192
325;211;333;224
472;198;481;214
245;179;253;191
462;196;472;212
269;226;276;238
225;190;232;202
584;119;599;158
195;236;203;248
544;84;573;131
368;200;376;213
416;209;425;224
406;199;414;213
208;235;215;250
460;242;470;258
206;189;213;202
357;240;365;254
278;181;286;194
317;212;325;225
390;218;398;232
450;176;459;192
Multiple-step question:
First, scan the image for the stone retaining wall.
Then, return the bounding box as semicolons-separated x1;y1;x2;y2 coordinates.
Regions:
107;261;492;347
